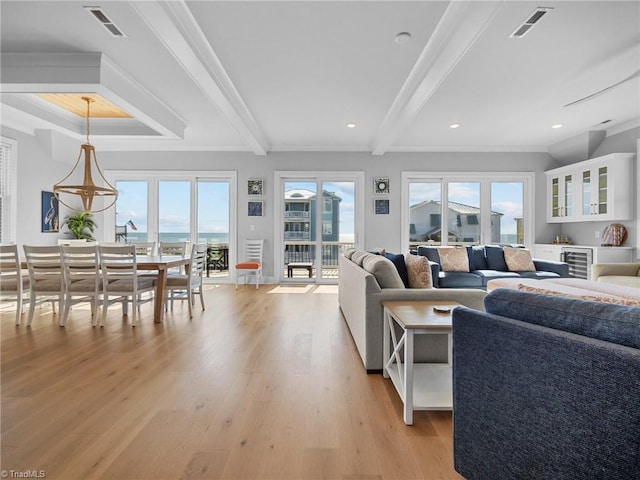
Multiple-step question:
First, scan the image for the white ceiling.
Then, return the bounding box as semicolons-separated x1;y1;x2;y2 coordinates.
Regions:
1;0;639;155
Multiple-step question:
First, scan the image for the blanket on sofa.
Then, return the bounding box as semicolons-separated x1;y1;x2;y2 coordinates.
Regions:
487;277;640;306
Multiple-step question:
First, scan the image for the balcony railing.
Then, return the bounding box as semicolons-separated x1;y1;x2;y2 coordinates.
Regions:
284;211;310;220
284;232;310;241
283;241;355;266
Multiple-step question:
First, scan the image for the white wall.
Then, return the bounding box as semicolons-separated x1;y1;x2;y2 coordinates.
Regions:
1;126;84;246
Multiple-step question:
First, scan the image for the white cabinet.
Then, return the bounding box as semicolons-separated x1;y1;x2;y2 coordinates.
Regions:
545;153;634;223
547;171;576;221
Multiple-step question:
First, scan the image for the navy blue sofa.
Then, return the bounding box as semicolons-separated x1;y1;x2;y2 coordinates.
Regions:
417;245;569;288
452;289;640;480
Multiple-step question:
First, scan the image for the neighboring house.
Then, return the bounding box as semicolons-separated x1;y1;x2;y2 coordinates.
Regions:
284;189;341;263
409;200;502;244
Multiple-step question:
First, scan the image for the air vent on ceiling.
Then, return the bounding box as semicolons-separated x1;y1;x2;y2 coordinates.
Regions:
509;7;553;38
85;6;126;37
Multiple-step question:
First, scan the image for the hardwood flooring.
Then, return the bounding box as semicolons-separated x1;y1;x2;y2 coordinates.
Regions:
1;284;462;480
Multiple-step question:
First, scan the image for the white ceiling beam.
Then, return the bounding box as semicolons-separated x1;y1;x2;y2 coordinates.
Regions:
131;0;270;156
370;1;504;156
0;52;187;140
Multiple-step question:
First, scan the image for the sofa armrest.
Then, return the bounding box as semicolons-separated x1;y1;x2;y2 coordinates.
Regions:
452;306;640;480
533;258;569;276
592;262;640;280
429;260;440;287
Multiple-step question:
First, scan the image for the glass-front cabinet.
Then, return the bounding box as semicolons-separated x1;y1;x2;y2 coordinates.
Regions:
548;173;574;221
546;153;634;223
580;165;609;217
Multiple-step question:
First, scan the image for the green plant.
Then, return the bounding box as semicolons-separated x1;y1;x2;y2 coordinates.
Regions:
64;211;97;240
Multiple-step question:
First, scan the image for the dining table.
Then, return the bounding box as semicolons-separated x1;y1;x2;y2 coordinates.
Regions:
133;255;191;323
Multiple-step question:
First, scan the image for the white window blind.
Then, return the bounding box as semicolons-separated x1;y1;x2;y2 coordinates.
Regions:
0;140;14;243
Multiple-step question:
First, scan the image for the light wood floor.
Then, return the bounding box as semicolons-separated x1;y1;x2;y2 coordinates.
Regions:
1;284;462;480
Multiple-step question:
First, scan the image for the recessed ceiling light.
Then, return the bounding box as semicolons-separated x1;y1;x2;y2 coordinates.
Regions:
395;32;411;44
449;123;461;129
552;123;564;129
346;123;356;129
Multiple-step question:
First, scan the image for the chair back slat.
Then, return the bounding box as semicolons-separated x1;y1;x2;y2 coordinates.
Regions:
61;245;100;285
159;241;188;256
244;239;264;263
98;245;137;279
129;242;156;256
191;244;207;276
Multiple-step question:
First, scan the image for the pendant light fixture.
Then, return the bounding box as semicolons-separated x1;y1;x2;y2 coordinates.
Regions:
53;96;118;212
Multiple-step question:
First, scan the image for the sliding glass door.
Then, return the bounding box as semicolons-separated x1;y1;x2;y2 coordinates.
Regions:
107;172;236;282
277;172;363;283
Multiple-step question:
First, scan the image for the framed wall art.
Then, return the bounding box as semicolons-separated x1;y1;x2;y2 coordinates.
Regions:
374;198;390;215
41;191;60;232
248;179;264;196
374;177;390;194
248;201;264;217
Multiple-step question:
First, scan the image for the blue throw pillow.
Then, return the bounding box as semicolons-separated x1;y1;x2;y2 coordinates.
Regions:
485;245;508;271
468;245;488;270
385;252;409;288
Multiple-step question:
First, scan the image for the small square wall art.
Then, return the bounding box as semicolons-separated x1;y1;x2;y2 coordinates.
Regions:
374;199;390;215
248;201;263;217
248;179;264;196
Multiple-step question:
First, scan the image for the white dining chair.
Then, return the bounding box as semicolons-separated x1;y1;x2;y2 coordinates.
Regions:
235;239;264;289
129;241;156;256
159;241;187;256
60;245;102;327
23;245;64;326
98;245;155;327
159;241;188;276
165;243;207;318
0;244;29;325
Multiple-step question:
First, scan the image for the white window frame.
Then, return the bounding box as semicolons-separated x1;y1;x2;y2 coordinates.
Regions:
104;170;237;279
0;137;18;243
274;170;364;283
401;171;535;252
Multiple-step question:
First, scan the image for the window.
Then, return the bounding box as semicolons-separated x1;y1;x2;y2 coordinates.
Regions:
105;170;236;283
403;172;533;251
0;138;17;243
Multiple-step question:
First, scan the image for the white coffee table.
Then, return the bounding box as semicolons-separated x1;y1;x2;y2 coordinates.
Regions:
382;300;459;425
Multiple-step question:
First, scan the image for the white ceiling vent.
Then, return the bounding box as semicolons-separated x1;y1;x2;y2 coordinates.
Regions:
509;7;553;38
85;6;126;37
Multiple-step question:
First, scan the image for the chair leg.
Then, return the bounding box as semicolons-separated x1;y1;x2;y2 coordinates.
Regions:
15;296;22;326
199;288;205;310
131;296;137;327
27;295;36;326
100;297;108;327
91;297;100;327
60;295;71;327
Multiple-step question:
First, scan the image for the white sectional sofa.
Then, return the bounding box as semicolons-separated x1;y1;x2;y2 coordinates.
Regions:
338;250;486;372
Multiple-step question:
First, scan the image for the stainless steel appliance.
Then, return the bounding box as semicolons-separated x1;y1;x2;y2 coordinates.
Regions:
561;247;593;280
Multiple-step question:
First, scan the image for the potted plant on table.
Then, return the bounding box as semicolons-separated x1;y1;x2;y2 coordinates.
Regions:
64;211;97;240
